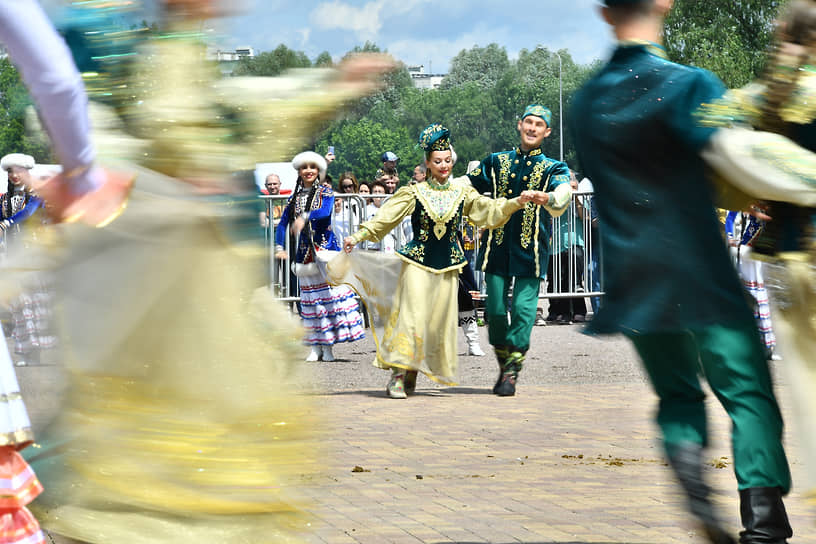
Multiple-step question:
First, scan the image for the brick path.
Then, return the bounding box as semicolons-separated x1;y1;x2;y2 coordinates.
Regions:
17;324;816;543
296;382;815;544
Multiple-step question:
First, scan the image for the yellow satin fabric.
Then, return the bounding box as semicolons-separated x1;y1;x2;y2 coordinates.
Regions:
30;168;318;544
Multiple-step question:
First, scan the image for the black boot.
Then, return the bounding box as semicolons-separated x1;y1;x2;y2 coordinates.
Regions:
492;346;509;394
495;350;524;397
739;487;792;544
668;442;736;544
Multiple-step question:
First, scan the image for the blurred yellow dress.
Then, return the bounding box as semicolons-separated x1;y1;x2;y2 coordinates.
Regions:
699;65;816;497
26;22;376;544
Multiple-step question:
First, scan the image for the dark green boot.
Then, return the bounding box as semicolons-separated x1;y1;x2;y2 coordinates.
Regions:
492;346;510;394
495;350;524;397
668;442;736;544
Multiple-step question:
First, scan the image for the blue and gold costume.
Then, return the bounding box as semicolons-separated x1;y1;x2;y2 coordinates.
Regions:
466;105;571;395
468;144;570;279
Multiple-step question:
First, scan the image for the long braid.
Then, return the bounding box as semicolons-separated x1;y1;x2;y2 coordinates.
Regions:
284;177;303;222
756;0;816;134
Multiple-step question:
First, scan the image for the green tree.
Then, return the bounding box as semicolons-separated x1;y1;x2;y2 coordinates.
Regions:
0;59;53;162
440;43;511;90
316;119;415;183
232;45;312;77
664;0;787;87
315;51;334;67
343;41;383;56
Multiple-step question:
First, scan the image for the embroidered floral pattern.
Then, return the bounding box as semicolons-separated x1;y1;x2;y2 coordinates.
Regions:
403;243;426;262
520;161;547;249
492;153;513;247
496;153;512;196
450;242;465;263
414;181;466;222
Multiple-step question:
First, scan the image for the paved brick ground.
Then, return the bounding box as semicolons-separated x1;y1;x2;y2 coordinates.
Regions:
17;323;816;543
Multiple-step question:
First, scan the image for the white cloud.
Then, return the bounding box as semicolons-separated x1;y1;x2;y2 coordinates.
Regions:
309;1;385;39
387;24;517;73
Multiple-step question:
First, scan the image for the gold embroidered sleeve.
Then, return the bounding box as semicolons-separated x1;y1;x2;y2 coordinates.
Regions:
462;188;524;229
354;187;416;242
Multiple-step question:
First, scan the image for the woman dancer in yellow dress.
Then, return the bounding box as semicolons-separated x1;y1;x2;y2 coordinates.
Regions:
339;124;539;398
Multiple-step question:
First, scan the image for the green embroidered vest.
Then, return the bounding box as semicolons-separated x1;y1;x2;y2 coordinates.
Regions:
397;180;468;273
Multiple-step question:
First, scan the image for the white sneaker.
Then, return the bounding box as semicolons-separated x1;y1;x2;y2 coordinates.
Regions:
467;343;486;356
321;345;335;362
305;346;321;362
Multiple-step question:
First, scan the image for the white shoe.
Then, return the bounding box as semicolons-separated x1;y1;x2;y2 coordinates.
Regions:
305;346;321;362
462;315;485;356
321;345;335;362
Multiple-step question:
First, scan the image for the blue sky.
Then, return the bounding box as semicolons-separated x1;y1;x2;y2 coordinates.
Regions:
217;0;615;72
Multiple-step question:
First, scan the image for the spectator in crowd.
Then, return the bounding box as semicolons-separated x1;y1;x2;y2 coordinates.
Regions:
0;153;55;367
358;181;371;195
368;179;387;215
264;173;281;195
724;209;778;360
412;163;427;184
364;179;395;251
375;151;398;179
546;172;587;324
333;172;363;241
467;104;572;396
577;175;601;314
381;172;399;194
569;0;793;541
259;173;284;228
275;151;366;362
337;172;359;193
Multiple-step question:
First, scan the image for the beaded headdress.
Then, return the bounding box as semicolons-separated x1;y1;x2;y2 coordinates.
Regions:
418;123;452;152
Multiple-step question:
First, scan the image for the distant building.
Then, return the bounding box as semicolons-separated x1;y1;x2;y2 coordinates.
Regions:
209;46;255;76
407;64;445;90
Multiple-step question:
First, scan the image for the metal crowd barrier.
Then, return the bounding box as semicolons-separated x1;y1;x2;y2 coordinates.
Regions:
261;190;603;303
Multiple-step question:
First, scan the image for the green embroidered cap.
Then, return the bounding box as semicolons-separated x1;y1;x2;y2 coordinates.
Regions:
521;104;552;126
418;123;452;152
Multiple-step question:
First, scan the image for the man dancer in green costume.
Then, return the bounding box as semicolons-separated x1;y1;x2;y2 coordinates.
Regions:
467;105;571;396
569;1;792;542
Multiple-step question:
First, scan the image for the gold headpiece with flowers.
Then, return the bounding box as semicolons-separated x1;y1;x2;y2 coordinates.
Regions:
418;123;452;152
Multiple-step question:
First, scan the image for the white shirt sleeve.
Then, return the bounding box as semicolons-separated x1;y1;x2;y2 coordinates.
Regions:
0;1;101;194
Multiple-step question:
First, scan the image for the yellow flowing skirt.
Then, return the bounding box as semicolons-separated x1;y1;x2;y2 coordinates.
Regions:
27;166;318;544
326;251;460;385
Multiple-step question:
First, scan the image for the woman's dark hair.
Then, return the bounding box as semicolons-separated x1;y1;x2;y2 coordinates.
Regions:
284;176;319;228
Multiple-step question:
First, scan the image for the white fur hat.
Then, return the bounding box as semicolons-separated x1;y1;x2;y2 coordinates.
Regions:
0;153;34;171
291;151;327;180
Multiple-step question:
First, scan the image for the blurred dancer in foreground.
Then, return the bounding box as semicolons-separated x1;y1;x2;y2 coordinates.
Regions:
570;0;792;542
0;1;393;543
699;0;816;512
0;2;120;541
